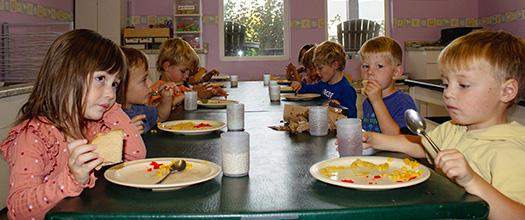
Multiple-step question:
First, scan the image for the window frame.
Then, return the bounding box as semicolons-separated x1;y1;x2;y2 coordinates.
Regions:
218;0;291;61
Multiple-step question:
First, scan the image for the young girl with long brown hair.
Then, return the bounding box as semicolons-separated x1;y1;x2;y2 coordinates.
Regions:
0;29;146;219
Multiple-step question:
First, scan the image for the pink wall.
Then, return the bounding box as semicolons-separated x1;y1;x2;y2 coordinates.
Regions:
203;0;327;80
128;0;172;16
390;0;479;44
124;0;525;80
478;0;525;37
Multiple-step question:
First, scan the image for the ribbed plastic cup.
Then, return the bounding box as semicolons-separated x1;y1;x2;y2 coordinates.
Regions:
309;106;328;136
336;118;363;157
184;91;197;111
227;103;244;131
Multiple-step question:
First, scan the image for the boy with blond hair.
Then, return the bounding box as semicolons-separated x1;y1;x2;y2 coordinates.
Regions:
364;31;525;219
118;47;175;133
291;41;357;117
152;38;226;107
359;36;416;134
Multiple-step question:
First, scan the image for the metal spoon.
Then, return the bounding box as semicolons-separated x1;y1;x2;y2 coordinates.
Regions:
404;109;440;158
155;160;187;184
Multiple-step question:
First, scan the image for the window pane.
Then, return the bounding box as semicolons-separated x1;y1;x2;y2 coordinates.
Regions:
359;0;384;35
223;0;285;57
327;0;349;42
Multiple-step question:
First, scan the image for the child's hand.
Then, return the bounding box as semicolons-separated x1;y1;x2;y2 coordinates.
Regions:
67;139;102;185
362;132;374;149
435;149;477;188
172;94;184;107
363;80;382;102
291;81;302;92
159;83;175;104
130;114;146;134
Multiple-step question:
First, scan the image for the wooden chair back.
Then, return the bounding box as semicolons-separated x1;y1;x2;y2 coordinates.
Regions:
337;19;381;58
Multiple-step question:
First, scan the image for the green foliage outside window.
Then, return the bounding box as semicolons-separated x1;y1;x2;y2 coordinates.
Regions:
224;0;284;56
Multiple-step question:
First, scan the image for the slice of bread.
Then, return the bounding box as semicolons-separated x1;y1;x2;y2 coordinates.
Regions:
91;129;124;170
361;80;369;96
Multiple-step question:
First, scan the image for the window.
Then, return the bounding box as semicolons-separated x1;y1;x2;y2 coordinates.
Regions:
219;0;290;61
327;0;386;42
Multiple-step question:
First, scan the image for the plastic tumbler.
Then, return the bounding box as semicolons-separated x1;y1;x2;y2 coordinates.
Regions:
184;91;197;111
269;84;281;102
227;103;244;131
221;131;250;177
309;106;328;136
336;118;363;157
230;75;239;88
263;73;271;86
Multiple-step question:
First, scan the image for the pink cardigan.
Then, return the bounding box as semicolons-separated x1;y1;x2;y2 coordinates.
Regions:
0;104;146;220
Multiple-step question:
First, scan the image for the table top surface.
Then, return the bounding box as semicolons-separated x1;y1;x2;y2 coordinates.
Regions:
46;81;488;220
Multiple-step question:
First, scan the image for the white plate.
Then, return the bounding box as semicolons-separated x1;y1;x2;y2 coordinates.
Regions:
105;158;221;191
158;120;226;135
309;156;430;190
282;93;320;101
197;99;239;108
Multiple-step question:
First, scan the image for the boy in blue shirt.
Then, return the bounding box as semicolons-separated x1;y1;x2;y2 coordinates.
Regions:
119;47;176;133
359;36;416;134
291;41;357;118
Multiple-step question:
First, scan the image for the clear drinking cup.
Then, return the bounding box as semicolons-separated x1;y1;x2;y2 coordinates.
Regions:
336;118;363;157
227;103;244;131
184;91;197;111
309;106;328;136
221;131;250;177
269;84;281;102
263;73;271;86
230;75;239;88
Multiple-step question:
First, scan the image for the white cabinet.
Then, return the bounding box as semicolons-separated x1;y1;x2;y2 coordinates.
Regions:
174;0;203;49
405;47;443;79
0;91;30;209
75;0;128;45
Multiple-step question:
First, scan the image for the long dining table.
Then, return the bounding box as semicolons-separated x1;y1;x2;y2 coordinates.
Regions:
46;81;489;219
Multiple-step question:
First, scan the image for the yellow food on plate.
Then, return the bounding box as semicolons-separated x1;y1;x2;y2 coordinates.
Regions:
209;83;225;88
166;122;214;130
319;158;423;184
201;99;238;104
280;86;294;92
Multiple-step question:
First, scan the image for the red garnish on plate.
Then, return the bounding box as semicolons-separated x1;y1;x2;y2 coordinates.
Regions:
342;179;354;183
408;176;417;181
149;161;163;170
193;123;212;128
373;175;381;179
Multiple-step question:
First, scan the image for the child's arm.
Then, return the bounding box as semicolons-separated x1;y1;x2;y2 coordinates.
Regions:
3;131;97;219
292;81;324;94
435;149;525;219
364;80;400;134
157;83;175;121
363;132;426;158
